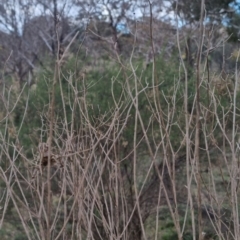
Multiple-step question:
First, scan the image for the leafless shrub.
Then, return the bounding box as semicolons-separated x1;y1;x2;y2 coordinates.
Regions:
0;0;240;240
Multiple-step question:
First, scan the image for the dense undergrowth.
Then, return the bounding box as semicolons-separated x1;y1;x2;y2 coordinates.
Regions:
0;47;239;239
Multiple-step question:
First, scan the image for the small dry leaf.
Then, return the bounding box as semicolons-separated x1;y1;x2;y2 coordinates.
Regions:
122;141;128;148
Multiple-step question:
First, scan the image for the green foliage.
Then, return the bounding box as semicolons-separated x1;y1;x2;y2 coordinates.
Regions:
227;12;240;42
0;222;27;240
11;52;235;156
162;229;178;240
13;58;81;152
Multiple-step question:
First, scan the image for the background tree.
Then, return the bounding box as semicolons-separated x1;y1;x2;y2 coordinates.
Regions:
0;0;38;83
227;11;240;42
172;0;236;23
0;0;77;84
74;0;138;54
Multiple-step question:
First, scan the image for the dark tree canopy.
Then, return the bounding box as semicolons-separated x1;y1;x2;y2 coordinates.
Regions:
172;0;237;23
227;12;240;42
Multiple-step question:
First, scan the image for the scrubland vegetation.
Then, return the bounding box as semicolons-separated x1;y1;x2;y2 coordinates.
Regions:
0;0;240;239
